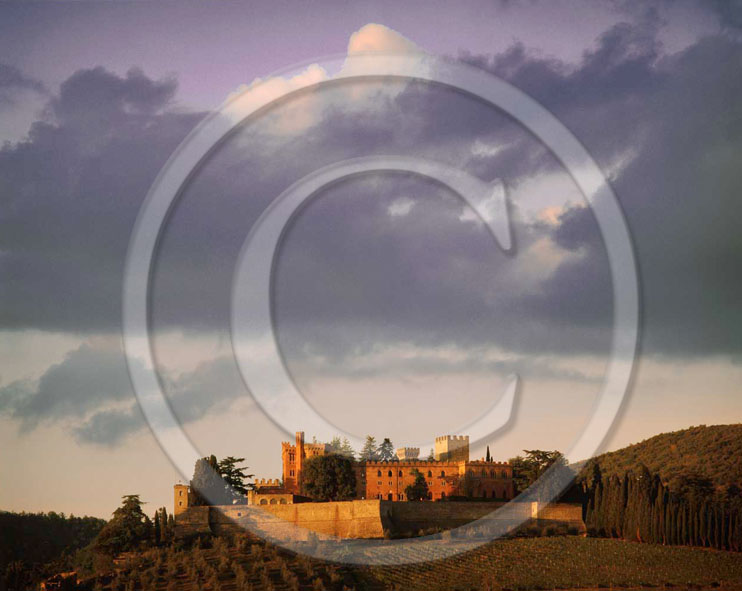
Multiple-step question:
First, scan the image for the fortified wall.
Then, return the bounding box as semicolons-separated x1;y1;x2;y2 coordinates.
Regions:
174;501;585;540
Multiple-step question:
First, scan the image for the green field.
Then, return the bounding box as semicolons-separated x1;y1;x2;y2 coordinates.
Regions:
98;535;742;591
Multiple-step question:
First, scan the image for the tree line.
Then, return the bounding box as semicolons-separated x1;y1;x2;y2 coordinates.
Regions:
2;498;176;590
579;462;742;551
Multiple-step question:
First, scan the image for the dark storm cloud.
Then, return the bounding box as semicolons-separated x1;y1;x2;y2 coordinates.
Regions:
0;66;203;331
2;21;741;359
0;62;46;106
491;31;742;355
708;0;742;31
0;339;249;446
0;342;139;429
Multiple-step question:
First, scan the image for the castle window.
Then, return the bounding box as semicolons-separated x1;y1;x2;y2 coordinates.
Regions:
490;470;495;478
482;469;486;477
178;501;182;506
377;470;382;477
440;470;445;477
290;470;294;477
270;498;277;505
280;499;287;504
427;470;432;477
387;470;392;477
389;481;393;486
502;470;507;479
237;512;242;517
260;499;267;505
398;470;403;477
377;481;381;486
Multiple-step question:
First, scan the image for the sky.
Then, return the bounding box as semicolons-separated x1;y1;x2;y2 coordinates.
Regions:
1;0;741;519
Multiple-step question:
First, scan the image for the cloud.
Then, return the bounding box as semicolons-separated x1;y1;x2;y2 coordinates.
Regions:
0;62;46;106
0;66;202;332
0;338;250;446
387;196;415;217
347;23;423;55
0;340;138;429
1;20;740;362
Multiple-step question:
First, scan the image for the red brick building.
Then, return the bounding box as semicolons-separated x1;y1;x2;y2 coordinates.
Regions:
282;432;514;501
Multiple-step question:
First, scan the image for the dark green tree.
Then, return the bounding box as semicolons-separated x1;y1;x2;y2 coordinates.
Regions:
93;495;152;555
485;446;491;463
166;514;175;541
218;456;254;501
301;455;357;501
360;436;378;461
153;510;161;545
405;470;430;501
378;438;395;461
328;436;355;458
339;437;355;458
328;436;343;454
508;449;565;494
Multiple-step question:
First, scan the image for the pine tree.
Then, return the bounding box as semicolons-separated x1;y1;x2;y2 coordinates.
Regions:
218;457;254;502
485;446;491;463
340;438;355;459
377;438;395;461
360;436;378;461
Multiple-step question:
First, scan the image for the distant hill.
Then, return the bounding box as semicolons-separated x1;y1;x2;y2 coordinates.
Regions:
0;511;105;572
591;424;742;493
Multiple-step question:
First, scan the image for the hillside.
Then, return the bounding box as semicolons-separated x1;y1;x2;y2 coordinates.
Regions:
591;424;742;493
85;533;742;591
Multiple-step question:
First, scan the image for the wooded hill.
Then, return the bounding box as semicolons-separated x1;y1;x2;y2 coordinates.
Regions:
590;424;742;494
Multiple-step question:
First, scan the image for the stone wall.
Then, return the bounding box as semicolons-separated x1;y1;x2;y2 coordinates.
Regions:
174;501;585;540
387;501;584;535
173;505;210;538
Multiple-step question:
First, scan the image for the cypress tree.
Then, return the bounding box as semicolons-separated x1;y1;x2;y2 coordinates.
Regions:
153;510;161;545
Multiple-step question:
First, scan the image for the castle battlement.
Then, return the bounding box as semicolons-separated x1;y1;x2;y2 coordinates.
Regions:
255;478;281;487
435;435;469;442
395;447;420;460
467;460;510;465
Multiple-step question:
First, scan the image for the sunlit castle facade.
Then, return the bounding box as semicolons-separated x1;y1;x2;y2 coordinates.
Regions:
282;432;514;502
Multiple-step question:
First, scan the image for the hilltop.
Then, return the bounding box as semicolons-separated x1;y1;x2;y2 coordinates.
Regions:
591;424;742;493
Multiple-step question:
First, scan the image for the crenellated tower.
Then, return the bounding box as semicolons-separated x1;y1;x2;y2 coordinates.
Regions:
434;435;470;462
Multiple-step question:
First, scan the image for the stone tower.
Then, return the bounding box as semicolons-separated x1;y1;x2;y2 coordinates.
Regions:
396;447;420;460
173;483;189;515
434;435;470;462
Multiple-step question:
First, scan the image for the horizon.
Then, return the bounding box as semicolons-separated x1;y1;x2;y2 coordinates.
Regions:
1;1;741;521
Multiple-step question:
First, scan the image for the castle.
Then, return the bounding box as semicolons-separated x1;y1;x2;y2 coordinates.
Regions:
175;431;513;514
171;434;587;540
283;432;514;502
